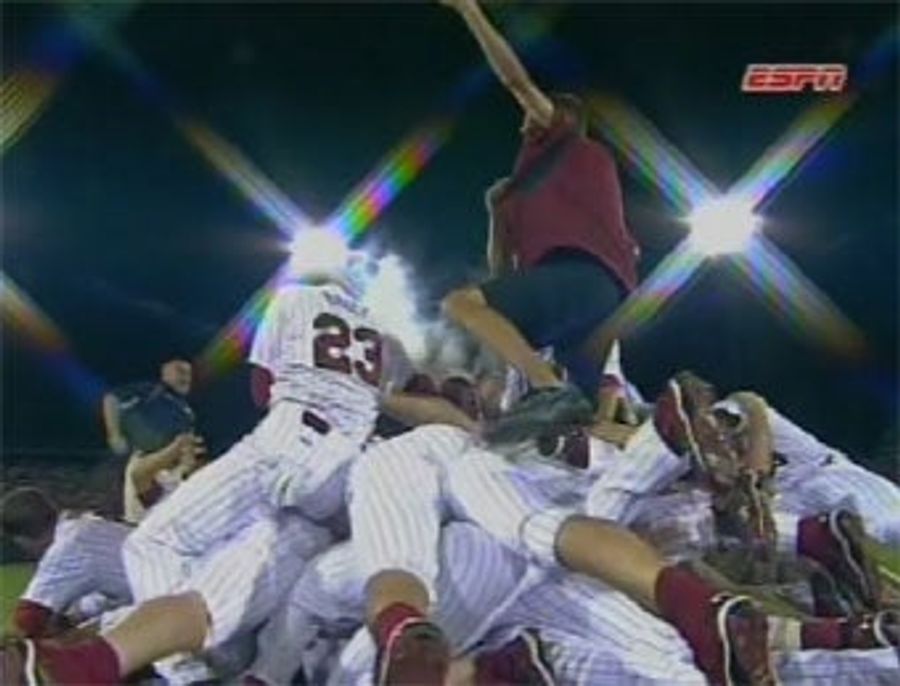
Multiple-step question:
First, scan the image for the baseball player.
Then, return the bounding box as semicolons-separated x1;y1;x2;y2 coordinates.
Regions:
765;406;900;548
347;371;792;685
248;520;897;686
584;386;893;613
2;508;333;684
0;487;132;638
1;242;474;683
438;0;642;444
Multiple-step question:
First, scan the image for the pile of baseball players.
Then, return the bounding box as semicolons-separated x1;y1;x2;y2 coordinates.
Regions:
2;1;898;684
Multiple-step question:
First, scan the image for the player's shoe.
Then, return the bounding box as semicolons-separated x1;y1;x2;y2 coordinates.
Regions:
375;619;450;685
802;510;882;614
484;384;594;445
475;628;556;685
840;609;900;649
0;638;28;686
808;567;847;617
0;636;122;685
653;371;723;471
698;594;778;686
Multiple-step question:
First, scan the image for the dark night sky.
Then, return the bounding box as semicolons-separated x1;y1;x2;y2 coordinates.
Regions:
2;2;897;475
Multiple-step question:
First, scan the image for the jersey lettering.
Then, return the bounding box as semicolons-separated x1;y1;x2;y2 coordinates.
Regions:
312;313;383;387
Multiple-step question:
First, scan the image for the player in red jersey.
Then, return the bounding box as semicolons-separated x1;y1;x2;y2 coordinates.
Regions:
440;0;641;444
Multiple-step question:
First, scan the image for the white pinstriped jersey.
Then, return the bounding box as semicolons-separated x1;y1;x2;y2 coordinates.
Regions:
250;282;383;438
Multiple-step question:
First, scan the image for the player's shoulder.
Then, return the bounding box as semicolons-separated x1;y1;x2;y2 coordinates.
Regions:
112;381;155;403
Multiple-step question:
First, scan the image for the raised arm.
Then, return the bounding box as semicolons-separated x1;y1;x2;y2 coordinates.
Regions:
101;393;129;456
442;0;554;127
485;177;513;274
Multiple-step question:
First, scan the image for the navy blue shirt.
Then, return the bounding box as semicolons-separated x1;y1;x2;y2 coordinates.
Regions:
112;382;195;454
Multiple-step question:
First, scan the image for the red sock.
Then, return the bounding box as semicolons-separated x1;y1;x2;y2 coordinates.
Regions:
655;565;717;628
655;565;722;673
801;619;845;650
797;514;836;567
12;600;52;638
372;603;425;650
36;637;122;684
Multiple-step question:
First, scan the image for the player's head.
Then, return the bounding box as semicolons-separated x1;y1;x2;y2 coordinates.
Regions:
0;487;59;556
521;92;587;137
161;358;192;396
441;375;483;422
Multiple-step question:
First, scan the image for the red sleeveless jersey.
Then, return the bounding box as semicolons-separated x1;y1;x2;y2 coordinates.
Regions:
495;111;639;291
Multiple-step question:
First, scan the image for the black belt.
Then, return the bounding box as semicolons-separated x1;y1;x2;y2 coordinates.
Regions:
302;410;331;436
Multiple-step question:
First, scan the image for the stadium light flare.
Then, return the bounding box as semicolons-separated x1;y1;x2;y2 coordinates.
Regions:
685;197;761;256
288;227;350;279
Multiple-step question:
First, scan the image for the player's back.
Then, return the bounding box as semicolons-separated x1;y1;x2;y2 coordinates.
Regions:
250;281;383;440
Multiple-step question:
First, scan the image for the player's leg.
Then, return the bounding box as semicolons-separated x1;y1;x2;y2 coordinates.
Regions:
783;460;900;548
303;519;540;686
773;508;883;615
13;518;132;638
584;420;692;523
348;426;467;684
246;543;356;685
538;628;704;685
451;382;778;684
7;513;330;684
768;405;900;547
444;260;619;442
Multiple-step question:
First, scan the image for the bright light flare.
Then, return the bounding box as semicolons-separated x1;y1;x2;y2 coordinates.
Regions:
686;197;761;256
362;253;427;362
288;228;350;279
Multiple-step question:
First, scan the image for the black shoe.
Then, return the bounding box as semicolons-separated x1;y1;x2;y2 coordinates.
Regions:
484;385;594;445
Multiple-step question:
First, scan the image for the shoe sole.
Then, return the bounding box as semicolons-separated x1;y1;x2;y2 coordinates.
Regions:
376;620;449;686
717;596;780;686
485;398;593;445
520;630;556;686
830;511;880;611
873;609;900;648
23;639;40;686
669;380;707;470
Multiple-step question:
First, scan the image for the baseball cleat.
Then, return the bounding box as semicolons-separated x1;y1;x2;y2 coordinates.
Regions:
653;371;723;471
824;510;882;612
1;638;42;686
0;639;28;686
702;595;778;686
842;609;900;650
375;619;450;686
803;510;882;614
484;384;594;445
475;628;556;685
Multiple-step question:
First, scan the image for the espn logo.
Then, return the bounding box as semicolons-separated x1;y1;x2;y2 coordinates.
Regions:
741;64;848;94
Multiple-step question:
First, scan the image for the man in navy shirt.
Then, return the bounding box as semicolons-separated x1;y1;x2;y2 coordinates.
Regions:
102;358;195;456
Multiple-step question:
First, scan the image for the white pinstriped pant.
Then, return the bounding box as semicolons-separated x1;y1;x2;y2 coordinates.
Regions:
23;517;132;616
348;424;594;603
123;510;331;683
268;522;898;685
767;407;900;547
